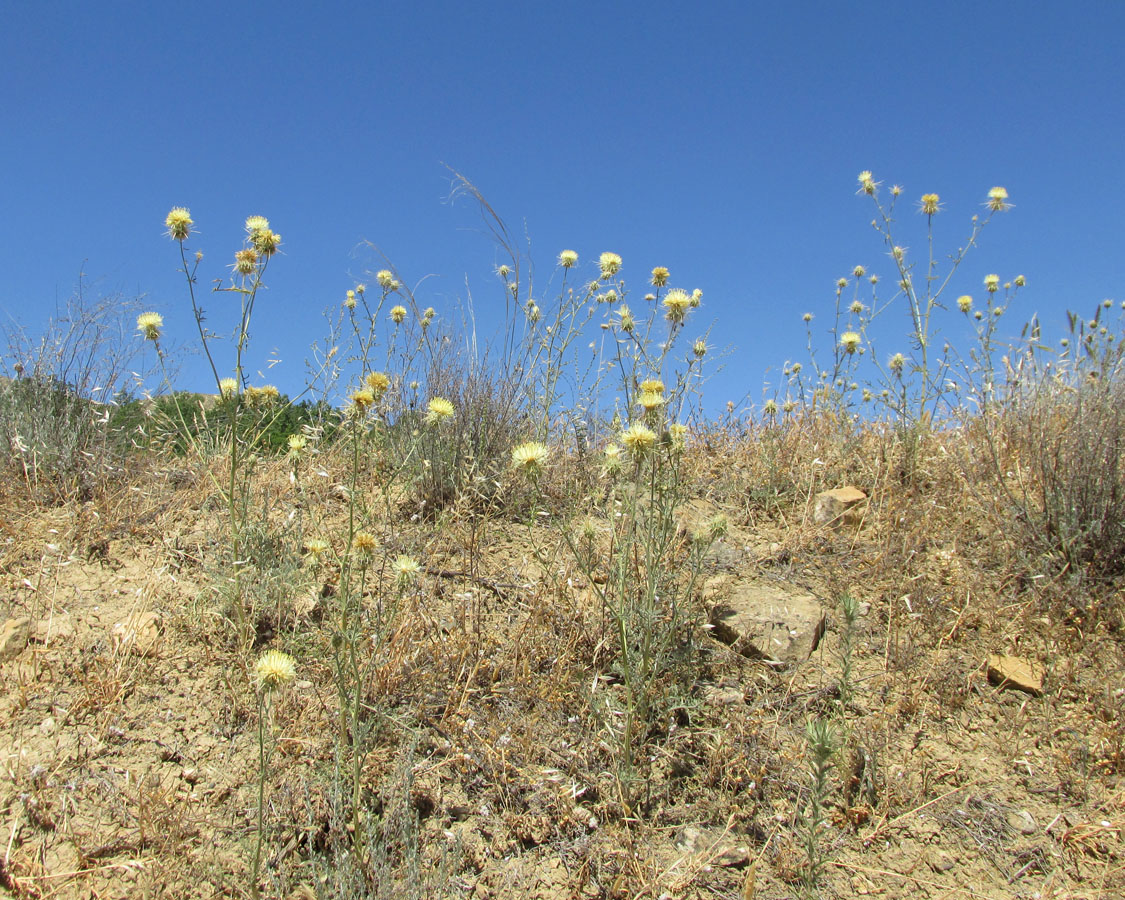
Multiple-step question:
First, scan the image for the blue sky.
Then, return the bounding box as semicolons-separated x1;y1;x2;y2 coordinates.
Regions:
3;1;1123;418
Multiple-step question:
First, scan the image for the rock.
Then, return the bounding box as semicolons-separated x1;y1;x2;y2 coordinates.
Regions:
0;617;31;662
112;611;163;658
814;486;867;527
1007;809;1037;835
702;683;745;706
709;581;826;664
675;825;750;867
32;614;75;644
986;654;1043;696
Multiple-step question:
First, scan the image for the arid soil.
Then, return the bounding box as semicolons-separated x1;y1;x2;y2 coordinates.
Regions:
0;443;1122;900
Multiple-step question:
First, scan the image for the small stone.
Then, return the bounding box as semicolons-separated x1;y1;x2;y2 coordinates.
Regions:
986;654;1044;696
675;825;749;867
0;618;31;662
112;611;163;658
814;486;867;527
39;716;56;736
1007;809;1037;835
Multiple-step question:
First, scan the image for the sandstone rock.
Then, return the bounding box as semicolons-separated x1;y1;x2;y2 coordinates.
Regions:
0;617;31;662
675;825;750;867
986;654;1044;696
814;486;867;527
112;610;163;658
709;581;826;664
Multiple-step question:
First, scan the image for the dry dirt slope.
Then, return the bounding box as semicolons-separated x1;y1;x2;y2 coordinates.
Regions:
0;455;1122;899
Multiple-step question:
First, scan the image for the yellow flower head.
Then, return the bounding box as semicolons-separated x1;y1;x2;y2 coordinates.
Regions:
255;649;296;691
244;215;270;234
349;388;375;413
392;555;421;587
637;391;665;412
857;171;877;195
136;312;163;341
919;193;941;215
353;531;377;558
1014;275;1026;287
620;422;657;455
219;377;239;399
651;266;670;287
693;338;708;358
618;305;635;332
251;228;281;257
984;274;1000;293
668;422;688;451
853;265;866;279
287;433;307;453
245;384;280;407
390;305;407;324
511;441;549;476
690;289;703;307
662;289;692;323
763;399;778;417
558;249;578;268
165;207;193;241
987;186;1010;212
304;538;330;558
889;352;906;375
599;252;623;280
234;249;258;276
836;277;848;290
850;300;864;315
957;295;973;313
425;397;454;425
639;379;664;394
839;331;861;354
376;269;395;289
365;371;390;398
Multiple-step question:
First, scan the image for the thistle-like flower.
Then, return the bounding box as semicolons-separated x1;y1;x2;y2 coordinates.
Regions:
957;295;973;313
511;441;549;476
345;289;357;309
349;388;375;413
136;312;163;342
390;305;407;324
365;371;390;398
919;193;941;215
853;265;866;279
558;250;578;268
620;422;657;455
425;397;454;425
637;391;665;412
392;555;421;588
599;252;623;280
889;352;906;375
987;186;1010;212
234;249;258;276
353;532;377;558
763;399;778;417
840;331;861;354
305;538;330;558
693;339;708;358
662;289;692;323
376;269;395;289
618;305;635;332
245;215;270;234
255;650;296;692
287;433;307;454
651;266;670;287
251;228;281;257
857;171;877;195
165;207;193;241
984;274;1000;293
218;378;239;399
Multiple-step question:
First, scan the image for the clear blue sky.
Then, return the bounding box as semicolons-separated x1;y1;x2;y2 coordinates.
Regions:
3;1;1123;417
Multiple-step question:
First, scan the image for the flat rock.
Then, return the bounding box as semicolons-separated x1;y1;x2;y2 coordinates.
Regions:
709;581;826;664
675;825;750;867
814;486;867;527
0;617;31;662
986;654;1044;696
112;610;163;658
